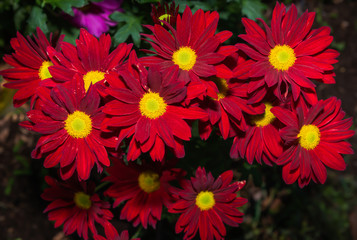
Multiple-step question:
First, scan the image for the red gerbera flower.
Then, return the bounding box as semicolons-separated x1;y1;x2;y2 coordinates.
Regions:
230;96;284;166
141;6;236;90
236;2;339;104
47;28;132;93
0;27;64;107
198;52;264;140
271;97;354;187
151;1;179;27
102;52;207;161
104;158;185;229
41;176;118;240
168;167;247;240
21;75;116;180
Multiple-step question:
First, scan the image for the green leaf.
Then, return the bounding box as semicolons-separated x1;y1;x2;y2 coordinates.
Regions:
135;0;159;3
241;0;267;20
26;6;48;34
43;0;86;15
111;12;143;47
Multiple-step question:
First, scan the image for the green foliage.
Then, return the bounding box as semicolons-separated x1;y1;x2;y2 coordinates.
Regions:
240;0;267;20
42;0;85;15
27;6;48;34
111;12;143;47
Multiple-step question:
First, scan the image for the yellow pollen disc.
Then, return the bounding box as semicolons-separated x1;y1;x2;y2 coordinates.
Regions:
158;13;171;24
298;124;321;150
196;191;215;211
64;111;92;138
172;46;197;71
251;103;276;127
83;71;105;92
268;45;296;71
139;92;167;119
74;192;92;210
211;77;229;100
138;171;161;193
38;61;53;80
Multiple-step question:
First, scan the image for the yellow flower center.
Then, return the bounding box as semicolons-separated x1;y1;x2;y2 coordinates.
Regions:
268;45;296;71
73;192;92;210
196;191;215;211
139;92;167;119
298;124;321;150
172;46;197;71
38;61;53;80
251;103;276;127
158;13;171;24
138;171;161;193
64;111;92;138
211;77;229;100
83;71;105;92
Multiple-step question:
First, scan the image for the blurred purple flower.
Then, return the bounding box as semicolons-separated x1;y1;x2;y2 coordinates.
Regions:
70;0;123;37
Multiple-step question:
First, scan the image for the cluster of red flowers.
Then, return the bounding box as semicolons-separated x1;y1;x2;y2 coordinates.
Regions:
0;2;354;240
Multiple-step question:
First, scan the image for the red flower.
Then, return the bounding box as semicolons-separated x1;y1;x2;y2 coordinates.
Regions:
102;53;207;161
41;176;118;240
271;97;354;187
21;75;116;180
230;97;284;166
168;167;247;240
198;52;264;140
47;28;132;93
141;6;236;90
151;1;179;27
104;158;185;229
0;28;64;107
237;2;338;105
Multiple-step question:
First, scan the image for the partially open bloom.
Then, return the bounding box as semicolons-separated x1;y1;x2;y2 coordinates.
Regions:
103;53;207;161
271;97;354;187
151;1;179;27
68;0;123;37
169;167;247;240
21;75;116;180
237;2;338;104
0;28;64;107
141;6;236;90
41;176;118;240
104;158;185;229
48;28;132;93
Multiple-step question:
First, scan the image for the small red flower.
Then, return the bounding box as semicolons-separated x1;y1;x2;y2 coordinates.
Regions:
41;176;118;240
151;1;179;27
272;97;354;187
169;167;247;240
237;2;338;104
0;28;64;107
47;28;132;93
103;52;207;161
141;6;236;88
104;158;185;229
21;75;116;180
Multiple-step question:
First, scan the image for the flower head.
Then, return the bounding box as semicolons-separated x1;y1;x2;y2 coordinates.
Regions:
237;2;338;104
271;97;354;187
69;0;123;37
41;176;117;240
21;75;116;180
169;167;247;240
151;1;179;28
104;158;185;229
0;28;64;107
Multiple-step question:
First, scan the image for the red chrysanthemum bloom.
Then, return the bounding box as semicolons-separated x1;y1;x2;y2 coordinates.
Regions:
41;176;118;240
151;1;179;27
236;2;339;104
271;97;354;187
47;28;132;93
104;158;185;229
230;96;284;166
0;27;64;107
141;6;236;90
21;75;116;180
102;53;207;161
197;52;265;140
168;167;247;240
